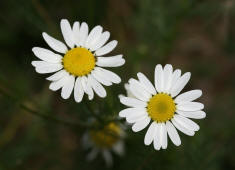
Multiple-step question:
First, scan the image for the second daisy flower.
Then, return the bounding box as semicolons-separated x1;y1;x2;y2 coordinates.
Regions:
119;64;206;150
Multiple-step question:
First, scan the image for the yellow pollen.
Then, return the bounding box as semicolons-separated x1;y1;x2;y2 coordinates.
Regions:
90;123;121;148
147;93;176;123
62;47;95;76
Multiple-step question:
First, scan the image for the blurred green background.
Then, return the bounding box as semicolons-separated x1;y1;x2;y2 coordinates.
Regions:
0;0;235;169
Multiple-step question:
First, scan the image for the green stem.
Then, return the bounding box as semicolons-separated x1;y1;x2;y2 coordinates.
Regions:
20;104;90;128
0;86;91;129
83;101;104;123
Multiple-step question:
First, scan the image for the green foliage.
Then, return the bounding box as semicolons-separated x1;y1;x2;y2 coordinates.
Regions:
0;0;235;169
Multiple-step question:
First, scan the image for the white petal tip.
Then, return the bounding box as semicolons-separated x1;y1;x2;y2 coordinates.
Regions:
175;143;181;146
48;86;56;91
186;72;191;77
61;19;67;23
202;112;206;119
118;112;125;118
162;146;167;150
100;94;107;98
119;59;125;66
61;95;68;99
118;94;125;99
154;147;161;151
132;127;139;133
120;98;125;105
144;142;151;146
31;61;36;67
32;47;36;52
113;40;118;45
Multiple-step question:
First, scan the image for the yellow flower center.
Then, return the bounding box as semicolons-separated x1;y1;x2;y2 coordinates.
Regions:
62;47;96;76
90;123;121;148
147;93;176;123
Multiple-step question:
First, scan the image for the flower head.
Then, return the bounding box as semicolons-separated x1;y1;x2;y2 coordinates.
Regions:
119;64;206;150
32;19;125;102
82;122;125;167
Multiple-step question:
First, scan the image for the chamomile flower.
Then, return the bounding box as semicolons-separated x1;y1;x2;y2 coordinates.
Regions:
82;123;125;167
119;64;206;150
32;19;125;102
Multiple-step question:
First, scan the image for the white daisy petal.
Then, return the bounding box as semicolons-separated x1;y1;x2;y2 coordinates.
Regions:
81;76;94;100
118;94;125;99
166;121;181;146
124;109;147;119
137;72;156;95
163;64;173;93
88;74;107;98
176;110;206;119
96;67;121;84
144;122;157;145
112;141;124;156
34;62;61;69
87;148;98;161
82;133;92;149
90;31;110;51
119;107;146;118
49;74;69;91
77;22;89;46
132;116;151;132
174;114;200;131
96;55;125;67
177;102;204;111
32;61;51;67
73;21;80;45
85;25;103;49
154;64;164;93
61;75;75;99
32;47;62;63
124;83;136;98
46;70;67;81
175;90;202;104
170;69;181;90
128;78;152;101
120;97;147;108
42;32;68;53
126;112;148;124
153;123;161;150
87;79;94;100
91;69;112;86
60;19;75;48
95;40;118;56
102;150;113;167
170;72;191;97
171;118;195;136
160;123;168;149
35;63;63;74
127;84;147;102
74;77;84;103
32;60;62;69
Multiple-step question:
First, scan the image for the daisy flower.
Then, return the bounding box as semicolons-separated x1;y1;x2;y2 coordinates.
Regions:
119;64;206;150
32;19;125;102
82;122;125;167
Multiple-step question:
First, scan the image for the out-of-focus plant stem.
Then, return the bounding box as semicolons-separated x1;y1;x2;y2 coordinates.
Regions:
32;0;57;33
0;85;92;129
83;101;105;124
